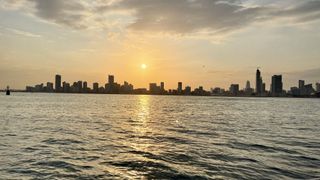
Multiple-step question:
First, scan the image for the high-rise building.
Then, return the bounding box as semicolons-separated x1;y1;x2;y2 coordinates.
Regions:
149;83;160;94
229;84;239;95
185;86;191;95
108;75;114;85
299;80;305;89
120;81;134;94
255;69;263;95
106;75;118;93
304;84;314;96
245;80;250;90
83;81;88;92
178;82;183;94
316;82;320;92
244;80;253;95
63;81;70;93
160;82;165;91
77;81;83;93
55;74;62;92
46;82;54;92
271;75;283;96
93;83;99;93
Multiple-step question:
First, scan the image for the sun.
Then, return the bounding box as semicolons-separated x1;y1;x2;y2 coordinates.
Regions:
141;64;147;69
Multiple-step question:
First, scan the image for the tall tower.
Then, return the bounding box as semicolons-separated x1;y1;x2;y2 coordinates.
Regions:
245;80;251;90
271;75;283;96
160;82;165;91
255;69;262;95
108;75;114;84
299;80;305;89
178;82;183;94
55;74;62;92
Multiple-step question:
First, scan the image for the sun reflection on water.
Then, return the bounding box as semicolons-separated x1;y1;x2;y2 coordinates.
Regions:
136;95;150;124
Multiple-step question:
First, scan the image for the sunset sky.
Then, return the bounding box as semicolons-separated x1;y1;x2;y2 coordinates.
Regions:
0;0;319;90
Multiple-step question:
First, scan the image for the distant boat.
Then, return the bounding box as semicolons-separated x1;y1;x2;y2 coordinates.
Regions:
6;86;10;95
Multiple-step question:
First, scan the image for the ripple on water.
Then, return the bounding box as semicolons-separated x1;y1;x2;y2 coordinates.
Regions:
1;94;320;179
41;138;83;145
105;160;209;179
33;160;93;172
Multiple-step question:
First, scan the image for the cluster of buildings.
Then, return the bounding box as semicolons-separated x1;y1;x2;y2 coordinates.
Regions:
25;69;320;97
26;74;210;96
26;75;134;94
211;69;320;97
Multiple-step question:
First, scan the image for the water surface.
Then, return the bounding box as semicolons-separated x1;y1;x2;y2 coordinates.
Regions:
0;93;319;179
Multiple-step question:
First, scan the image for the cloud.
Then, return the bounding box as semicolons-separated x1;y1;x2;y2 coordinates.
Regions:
6;28;42;38
1;0;320;36
0;0;27;9
114;0;270;35
29;0;89;29
114;0;320;35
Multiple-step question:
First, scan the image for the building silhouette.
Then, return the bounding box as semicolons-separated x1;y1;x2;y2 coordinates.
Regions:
229;84;239;95
178;82;183;94
109;75;115;84
46;82;54;92
244;80;254;95
63;82;70;93
105;75;120;93
55;74;62;92
246;81;250;90
185;86;191;95
160;82;165;92
255;69;263;95
304;84;314;96
77;81;83;93
271;75;283;96
290;80;315;97
316;83;320;92
93;83;99;93
149;83;161;94
83;81;88;93
120;81;134;94
24;72;319;98
299;80;305;89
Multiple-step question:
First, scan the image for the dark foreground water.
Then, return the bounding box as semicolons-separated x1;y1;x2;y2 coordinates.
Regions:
0;93;319;179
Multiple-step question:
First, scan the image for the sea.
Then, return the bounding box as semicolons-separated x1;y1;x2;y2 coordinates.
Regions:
0;93;319;179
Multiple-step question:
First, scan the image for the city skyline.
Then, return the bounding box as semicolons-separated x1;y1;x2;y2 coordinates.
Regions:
1;0;320;90
24;68;320;97
3;67;320;91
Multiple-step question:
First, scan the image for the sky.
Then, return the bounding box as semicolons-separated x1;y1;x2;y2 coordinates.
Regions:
0;0;320;90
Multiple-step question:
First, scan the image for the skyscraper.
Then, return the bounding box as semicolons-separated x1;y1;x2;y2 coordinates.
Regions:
55;74;61;92
93;83;99;93
271;75;283;96
149;83;160;94
255;69;262;95
160;82;165;91
63;81;70;93
185;86;191;95
178;82;183;94
108;75;115;85
229;84;239;95
244;80;253;95
83;81;88;92
245;80;251;90
47;82;54;92
77;81;83;93
299;80;305;89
